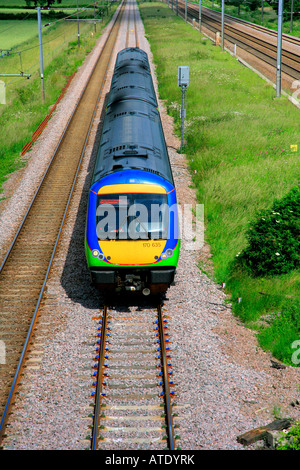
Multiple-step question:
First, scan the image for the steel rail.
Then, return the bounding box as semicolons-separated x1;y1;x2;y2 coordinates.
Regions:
125;0;139;48
202;6;300;46
196;7;300;63
200;14;300;79
134;2;139;48
125;3;130;47
91;305;177;450
157;305;176;450
175;1;300;81
187;2;300;46
91;306;108;450
0;1;125;444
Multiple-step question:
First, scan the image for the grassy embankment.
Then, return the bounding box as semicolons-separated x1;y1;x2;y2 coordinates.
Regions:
139;1;299;365
0;2;118;191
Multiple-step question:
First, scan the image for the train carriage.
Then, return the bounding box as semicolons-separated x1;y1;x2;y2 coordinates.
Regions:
85;47;180;295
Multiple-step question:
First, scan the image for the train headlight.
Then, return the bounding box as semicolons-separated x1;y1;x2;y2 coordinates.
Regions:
92;249;105;261
161;249;173;260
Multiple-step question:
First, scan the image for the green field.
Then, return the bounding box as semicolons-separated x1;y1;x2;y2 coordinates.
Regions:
0;3;102;49
0;19;43;49
0;2;118;194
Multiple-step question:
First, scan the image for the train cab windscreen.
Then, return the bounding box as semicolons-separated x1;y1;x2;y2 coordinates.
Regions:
96;193;169;240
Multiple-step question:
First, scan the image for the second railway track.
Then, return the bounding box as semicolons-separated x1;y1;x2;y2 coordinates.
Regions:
0;1;126;442
175;1;300;83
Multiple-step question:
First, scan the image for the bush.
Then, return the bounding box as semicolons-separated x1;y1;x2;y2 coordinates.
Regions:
277;423;300;450
239;187;300;276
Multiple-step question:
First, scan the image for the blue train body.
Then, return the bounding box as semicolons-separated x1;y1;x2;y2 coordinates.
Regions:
85;48;180;295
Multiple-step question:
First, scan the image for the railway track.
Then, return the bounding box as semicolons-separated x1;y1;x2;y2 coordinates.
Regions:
175;1;300;82
87;6;179;452
213;8;300;47
125;0;140;48
0;1;126;444
89;303;179;450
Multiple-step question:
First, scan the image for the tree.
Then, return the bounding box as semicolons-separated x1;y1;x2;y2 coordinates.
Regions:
24;0;60;8
273;0;300;18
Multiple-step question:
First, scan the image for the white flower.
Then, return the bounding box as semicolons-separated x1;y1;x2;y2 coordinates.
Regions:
275;252;280;256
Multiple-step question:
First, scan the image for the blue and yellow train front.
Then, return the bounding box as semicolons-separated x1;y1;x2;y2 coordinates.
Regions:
85;170;180;295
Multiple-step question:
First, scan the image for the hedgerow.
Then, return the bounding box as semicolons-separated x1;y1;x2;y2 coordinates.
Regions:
239;186;300;276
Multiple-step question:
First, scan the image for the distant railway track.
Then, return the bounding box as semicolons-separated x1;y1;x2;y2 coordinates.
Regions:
213;9;300;47
174;1;300;83
125;0;140;48
0;1;125;444
90;303;178;450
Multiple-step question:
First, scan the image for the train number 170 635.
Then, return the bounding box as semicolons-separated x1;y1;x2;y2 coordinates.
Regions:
143;242;161;248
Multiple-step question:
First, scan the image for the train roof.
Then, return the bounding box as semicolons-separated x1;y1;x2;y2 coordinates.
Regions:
114;47;150;72
107;67;158;108
107;47;157;107
92;98;173;185
92;47;173;186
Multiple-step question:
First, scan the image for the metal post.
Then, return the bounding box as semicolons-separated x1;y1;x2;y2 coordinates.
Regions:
77;0;80;48
199;0;202;32
178;66;189;151
180;85;186;150
37;7;45;103
221;0;225;51
290;0;294;33
185;0;187;22
261;0;264;24
276;0;283;98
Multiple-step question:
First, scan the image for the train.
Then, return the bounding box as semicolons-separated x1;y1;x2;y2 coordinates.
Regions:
85;47;180;296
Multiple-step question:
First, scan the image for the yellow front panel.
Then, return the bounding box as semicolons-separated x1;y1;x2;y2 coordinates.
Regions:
99;240;167;265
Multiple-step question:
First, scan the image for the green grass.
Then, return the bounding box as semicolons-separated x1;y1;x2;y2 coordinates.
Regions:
0;19;45;48
0;3;119;193
139;1;300;364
